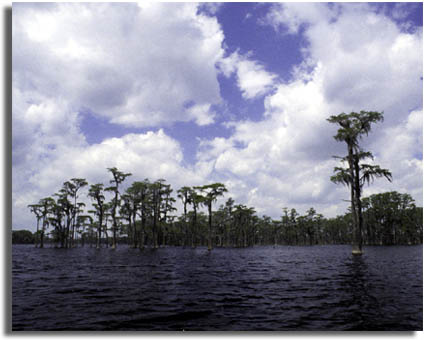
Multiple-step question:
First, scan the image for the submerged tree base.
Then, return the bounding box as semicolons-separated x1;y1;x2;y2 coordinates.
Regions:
352;248;363;255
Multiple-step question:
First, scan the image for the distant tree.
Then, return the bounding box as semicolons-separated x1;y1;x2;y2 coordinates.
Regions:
119;182;137;248
197;183;227;251
106;167;132;249
28;204;42;247
223;198;234;247
159;183;176;246
232;204;255;247
88;183;106;249
328;111;392;255
213;206;228;247
54;184;76;248
289;208;299;245
314;213;325;244
103;207;112;247
120;193;134;246
47;200;63;247
38;197;55;248
187;187;204;248
76;215;92;247
177;186;192;247
305;208;317;246
132;179;151;250
362;191;422;245
149;179;164;249
65;178;88;247
12;230;35;244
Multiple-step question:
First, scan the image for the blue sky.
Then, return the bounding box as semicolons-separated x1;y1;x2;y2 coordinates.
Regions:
12;2;423;230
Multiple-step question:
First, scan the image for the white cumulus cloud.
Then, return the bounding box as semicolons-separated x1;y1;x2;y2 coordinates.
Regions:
219;51;278;99
13;2;225;128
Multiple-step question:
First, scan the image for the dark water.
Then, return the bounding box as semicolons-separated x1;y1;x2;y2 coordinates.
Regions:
12;244;422;331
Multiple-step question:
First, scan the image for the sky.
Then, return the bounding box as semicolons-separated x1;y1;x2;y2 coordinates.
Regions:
12;2;423;231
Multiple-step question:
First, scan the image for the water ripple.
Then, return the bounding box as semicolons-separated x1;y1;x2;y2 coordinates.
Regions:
12;245;422;331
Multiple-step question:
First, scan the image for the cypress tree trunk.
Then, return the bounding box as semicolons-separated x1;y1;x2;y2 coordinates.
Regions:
354;153;363;253
111;188;119;249
153;189;159;249
104;226;109;247
40;220;45;248
348;144;362;255
243;230;247;248
97;211;103;249
97;225;101;249
67;218;72;248
127;216;133;248
153;220;158;249
35;218;40;248
111;218;117;249
183;202;187;248
72;197;77;248
40;230;44;248
131;210;137;248
64;225;69;248
207;203;212;251
162;226;166;247
192;207;197;248
139;215;146;250
139;229;144;250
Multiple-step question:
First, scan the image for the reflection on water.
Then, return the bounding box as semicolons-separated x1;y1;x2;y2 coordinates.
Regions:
12;245;422;331
340;256;378;330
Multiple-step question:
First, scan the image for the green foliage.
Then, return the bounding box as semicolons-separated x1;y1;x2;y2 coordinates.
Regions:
12;230;35;244
330;167;351;186
362;191;422;245
196;183;227;250
360;164;392;186
327;110;384;145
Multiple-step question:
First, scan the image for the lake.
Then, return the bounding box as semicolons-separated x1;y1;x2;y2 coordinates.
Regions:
12;244;422;331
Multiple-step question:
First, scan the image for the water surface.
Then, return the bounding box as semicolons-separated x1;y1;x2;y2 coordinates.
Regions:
12;245;422;331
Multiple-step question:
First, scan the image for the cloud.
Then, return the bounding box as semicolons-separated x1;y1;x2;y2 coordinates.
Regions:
219;51;278;99
266;3;422;122
309;10;422;123
264;2;337;34
13;2;225;128
29;130;189;186
198;3;224;16
365;109;423;202
186;103;216;126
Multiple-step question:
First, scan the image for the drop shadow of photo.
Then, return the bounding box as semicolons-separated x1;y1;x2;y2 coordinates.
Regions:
3;5;12;335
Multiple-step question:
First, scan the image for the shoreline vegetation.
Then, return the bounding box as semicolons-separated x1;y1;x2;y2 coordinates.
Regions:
19;112;422;251
14;187;423;248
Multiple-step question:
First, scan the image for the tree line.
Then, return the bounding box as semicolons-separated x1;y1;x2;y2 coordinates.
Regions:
26;168;229;250
25;169;422;249
22;110;422;252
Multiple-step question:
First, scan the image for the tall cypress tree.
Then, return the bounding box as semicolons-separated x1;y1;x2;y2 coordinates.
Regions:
328;110;392;255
